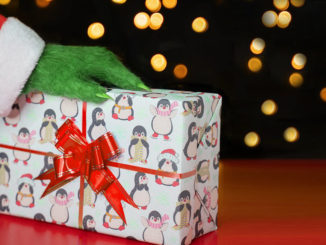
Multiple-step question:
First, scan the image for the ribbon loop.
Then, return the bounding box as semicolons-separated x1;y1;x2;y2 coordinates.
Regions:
36;119;137;224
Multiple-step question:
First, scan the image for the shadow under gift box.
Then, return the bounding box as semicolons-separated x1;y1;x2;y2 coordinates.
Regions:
0;88;221;245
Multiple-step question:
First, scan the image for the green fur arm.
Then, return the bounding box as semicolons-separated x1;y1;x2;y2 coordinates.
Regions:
23;44;150;103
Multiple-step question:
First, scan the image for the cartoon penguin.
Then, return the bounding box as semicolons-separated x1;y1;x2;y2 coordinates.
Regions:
211;122;218;147
130;172;150;210
196;160;210;183
39;109;58;144
201;125;212;148
203;186;218;223
83;215;96;231
143;92;167;99
142;211;169;245
193;194;204;238
182;96;204;118
0;195;9;213
183;122;199;161
50;189;74;225
112;94;134;121
103;204;125;230
0;152;10;187
26;91;45;104
213;154;220;170
39;155;54;186
128;126;149;164
155;149;179;187
16;174;35;208
3;103;20;127
173;190;191;230
78;182;97;208
34;213;46;222
88;107;107;141
150;99;178;140
12;128;36;165
211;95;221;113
60;98;78;121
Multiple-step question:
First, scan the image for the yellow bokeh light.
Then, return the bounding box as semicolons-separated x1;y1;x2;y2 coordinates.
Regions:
149;13;164;30
291;53;307;70
273;0;289;10
283;127;300;142
112;0;127;4
0;0;11;5
151;54;167;72
87;22;105;40
320;87;326;102
163;0;177;9
277;11;292;28
250;38;265;55
289;72;304;87
248;57;262;72
290;0;305;7
192;17;209;33
134;12;150;29
261;100;278;116
262;10;278;28
145;0;161;12
35;0;51;8
244;132;260;147
174;64;188;79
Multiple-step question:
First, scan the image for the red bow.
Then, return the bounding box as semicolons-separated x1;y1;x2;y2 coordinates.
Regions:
35;119;137;223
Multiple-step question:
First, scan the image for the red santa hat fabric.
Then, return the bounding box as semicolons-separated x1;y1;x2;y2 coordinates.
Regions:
157;149;179;163
17;173;35;186
0;15;45;117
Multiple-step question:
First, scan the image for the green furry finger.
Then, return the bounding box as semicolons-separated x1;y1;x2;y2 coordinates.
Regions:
23;44;149;102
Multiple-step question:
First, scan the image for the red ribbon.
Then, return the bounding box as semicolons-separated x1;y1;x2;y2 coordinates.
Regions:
35;119;137;224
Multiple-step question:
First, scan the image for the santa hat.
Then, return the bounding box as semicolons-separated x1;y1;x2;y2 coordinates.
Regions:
17;173;35;186
157;149;179;164
0;15;45;117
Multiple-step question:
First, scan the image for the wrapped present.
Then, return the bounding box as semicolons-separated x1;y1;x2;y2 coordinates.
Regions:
0;88;222;245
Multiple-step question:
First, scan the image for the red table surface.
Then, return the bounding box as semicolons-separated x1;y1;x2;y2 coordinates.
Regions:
1;159;326;245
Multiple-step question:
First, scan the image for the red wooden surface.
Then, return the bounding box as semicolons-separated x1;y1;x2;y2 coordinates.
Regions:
1;159;326;245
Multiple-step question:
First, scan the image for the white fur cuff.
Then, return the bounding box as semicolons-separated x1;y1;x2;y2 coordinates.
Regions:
0;17;45;117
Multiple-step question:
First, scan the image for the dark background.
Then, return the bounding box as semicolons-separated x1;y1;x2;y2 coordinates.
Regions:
1;0;325;158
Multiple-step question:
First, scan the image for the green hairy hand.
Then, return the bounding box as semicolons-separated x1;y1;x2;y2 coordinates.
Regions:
23;44;150;103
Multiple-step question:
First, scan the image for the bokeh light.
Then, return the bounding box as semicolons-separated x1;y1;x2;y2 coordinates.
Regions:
289;72;304;87
87;22;105;40
134;12;150;29
248;57;262;72
320;87;326;102
291;53;307;70
174;64;188;79
277;11;292;28
149;13;164;30
151;54;167;72
261;100;278;116
145;0;161;12
111;0;127;4
290;0;305;7
262;10;278;28
250;38;265;55
273;0;289;10
244;132;260;147
284;127;300;142
35;0;51;8
163;0;177;9
0;0;11;5
192;17;209;33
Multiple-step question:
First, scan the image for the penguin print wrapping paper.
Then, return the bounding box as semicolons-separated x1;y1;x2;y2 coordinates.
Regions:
0;88;222;245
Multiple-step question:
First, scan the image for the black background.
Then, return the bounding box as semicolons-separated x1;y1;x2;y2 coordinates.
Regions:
1;0;325;158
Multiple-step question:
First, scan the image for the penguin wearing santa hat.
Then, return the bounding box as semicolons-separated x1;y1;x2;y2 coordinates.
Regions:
155;149;179;187
0;14;149;118
16;173;35;208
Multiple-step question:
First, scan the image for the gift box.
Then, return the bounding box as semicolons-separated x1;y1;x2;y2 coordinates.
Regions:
0;88;221;245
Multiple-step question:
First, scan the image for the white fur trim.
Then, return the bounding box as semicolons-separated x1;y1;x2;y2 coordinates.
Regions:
0;17;45;117
157;153;179;164
17;177;34;186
